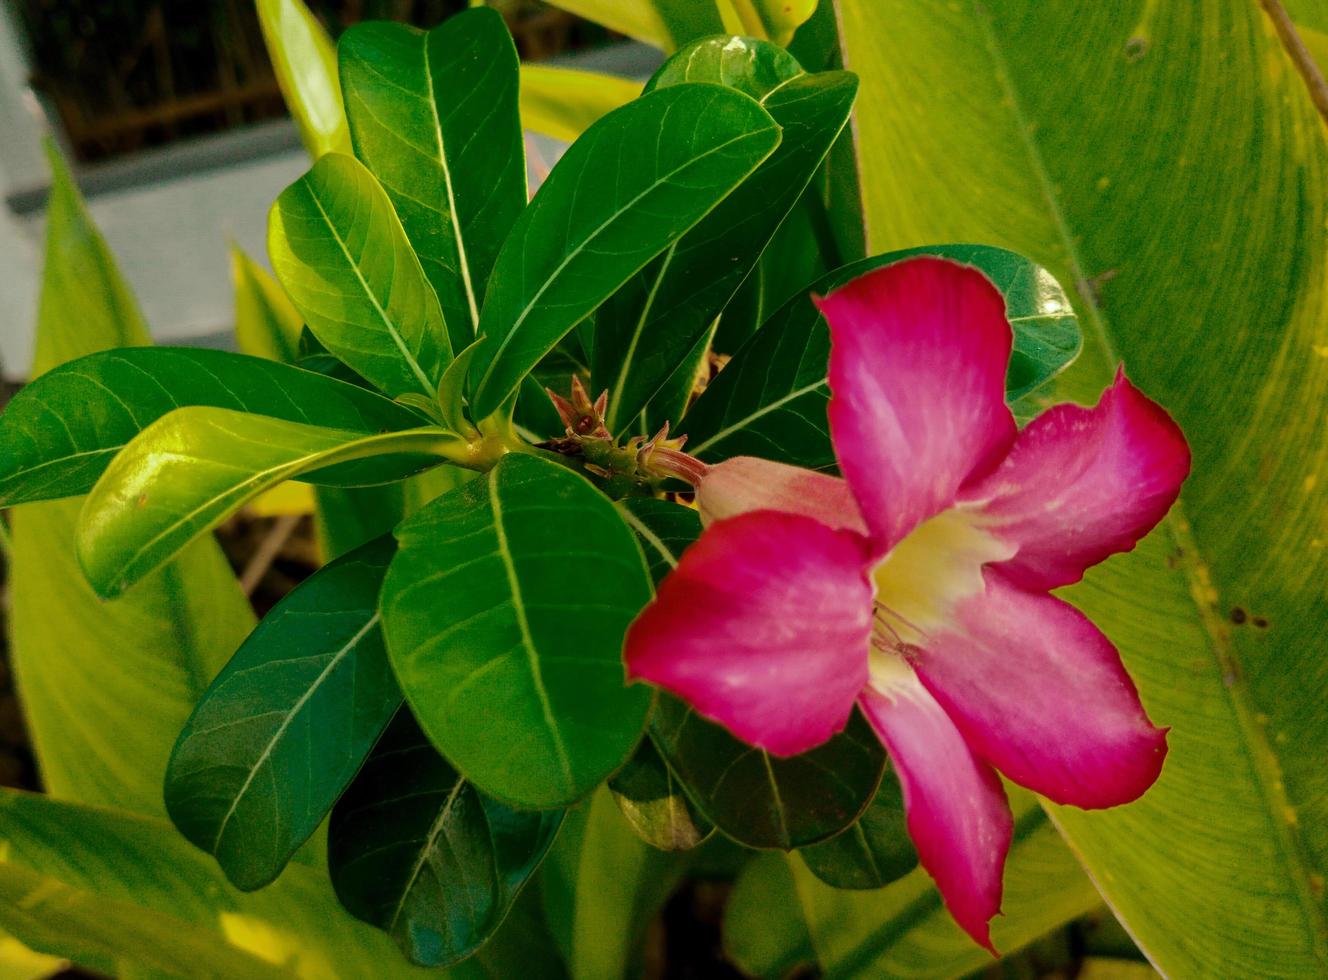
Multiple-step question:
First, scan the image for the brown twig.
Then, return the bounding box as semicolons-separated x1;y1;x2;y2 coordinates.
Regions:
1258;0;1328;128
239;513;302;597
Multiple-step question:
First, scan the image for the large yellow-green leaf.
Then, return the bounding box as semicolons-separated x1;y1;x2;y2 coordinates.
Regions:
841;1;1328;974
256;0;350;158
231;243;303;363
518;65;640;143
537;0;723;51
6;144;254;816
0;790;430;979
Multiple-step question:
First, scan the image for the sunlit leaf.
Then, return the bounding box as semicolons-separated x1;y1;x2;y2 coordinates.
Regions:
230;243;303;364
518;65;641;142
256;0;350;158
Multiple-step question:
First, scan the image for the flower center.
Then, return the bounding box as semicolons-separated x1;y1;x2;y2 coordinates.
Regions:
868;505;1014;694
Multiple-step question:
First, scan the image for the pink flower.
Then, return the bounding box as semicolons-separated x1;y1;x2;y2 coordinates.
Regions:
624;257;1190;950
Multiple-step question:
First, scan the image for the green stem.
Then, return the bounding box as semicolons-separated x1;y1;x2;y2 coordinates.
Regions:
0;512;12;565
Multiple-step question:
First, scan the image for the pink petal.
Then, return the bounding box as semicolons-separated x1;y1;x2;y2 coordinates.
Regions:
913;568;1168;809
961;369;1190;590
818;257;1016;554
859;681;1011;953
624;510;874;757
695;456;866;534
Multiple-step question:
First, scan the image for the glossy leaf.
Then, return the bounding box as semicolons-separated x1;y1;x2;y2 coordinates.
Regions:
256;0;350;158
382;453;653;808
518;65;641;142
341;11;525;349
0;347;427;506
329;708;562;967
0;790;433;978
608;736;713;852
843;3;1328;973
468;83;782;418
541;785;691;978
231;243;303;363
269;152;452;399
591;37;857;433
682;244;1081;467
790;794;1100;978
722;853;815;980
76;409;460;597
7;143;254;818
166;537;400;891
798;773;917;890
618;497;885;848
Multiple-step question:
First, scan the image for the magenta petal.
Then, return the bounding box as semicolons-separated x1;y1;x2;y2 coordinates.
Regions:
624;510;874;757
914;569;1168;809
859;682;1011;953
695;456;867;533
818;257;1016;553
961;369;1191;590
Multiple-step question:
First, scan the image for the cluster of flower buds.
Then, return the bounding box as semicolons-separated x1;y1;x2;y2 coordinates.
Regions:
545;377;708;493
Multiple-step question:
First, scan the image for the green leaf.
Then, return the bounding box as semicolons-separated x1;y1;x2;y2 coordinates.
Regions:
842;3;1328;973
165;536;401;892
722;853;815;980
797;773;917;890
590;38;857;434
230;243;304;363
269;152;452;399
721;0;819;46
381;453;653;807
256;0;350;158
468;83;782;418
0;790;431;978
618;497;885;848
7;142;254;818
682;244;1081;467
538;0;724;51
30;140;149;376
341;11;525;350
0;347;428;506
76;408;461;597
789;794;1100;978
608;735;713;852
518;65;641;142
540;785;691;978
328;708;563;967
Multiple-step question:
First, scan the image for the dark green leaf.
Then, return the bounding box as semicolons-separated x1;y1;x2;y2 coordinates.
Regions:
617;497;885;848
608;736;712;852
469;83;781;418
591;39;858;433
0;347;427;506
329;708;562;967
269;152;452;399
381;453;653;807
165;536;400;891
682;244;1082;467
76;408;461;597
341;11;525;350
798;772;917;890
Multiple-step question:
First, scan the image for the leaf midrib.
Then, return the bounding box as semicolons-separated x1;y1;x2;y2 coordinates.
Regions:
968;0;1328;965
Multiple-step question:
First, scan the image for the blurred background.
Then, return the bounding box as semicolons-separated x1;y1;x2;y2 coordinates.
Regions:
0;0;656;379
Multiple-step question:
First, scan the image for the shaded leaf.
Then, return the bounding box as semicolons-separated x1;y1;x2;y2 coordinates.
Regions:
608;736;713;852
256;0;350;158
722;853;815;980
166;537;401;891
0;347;426;506
381;453;652;807
341;11;525;350
797;773;917;890
329;708;562;967
76;408;460;597
682;244;1081;467
468;82;781;418
269;153;452;399
590;38;857;433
